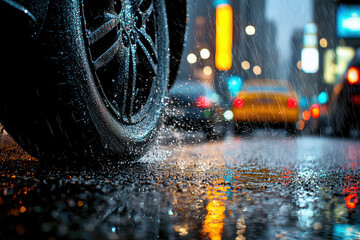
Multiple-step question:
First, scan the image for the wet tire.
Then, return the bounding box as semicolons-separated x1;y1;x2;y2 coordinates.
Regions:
333;117;350;137
234;122;253;136
331;100;350;137
0;0;169;162
286;124;298;137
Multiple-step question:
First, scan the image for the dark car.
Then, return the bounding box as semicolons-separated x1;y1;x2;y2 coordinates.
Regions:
165;80;228;139
326;48;360;136
0;0;187;162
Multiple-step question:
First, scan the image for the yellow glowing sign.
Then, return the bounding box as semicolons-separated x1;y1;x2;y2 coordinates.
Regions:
215;4;233;71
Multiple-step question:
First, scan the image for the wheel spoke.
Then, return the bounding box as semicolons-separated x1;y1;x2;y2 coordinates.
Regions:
140;1;154;22
131;0;143;11
137;37;157;75
117;48;131;116
83;0;162;124
127;45;138;118
132;0;153;14
88;13;120;45
136;28;158;62
93;38;121;70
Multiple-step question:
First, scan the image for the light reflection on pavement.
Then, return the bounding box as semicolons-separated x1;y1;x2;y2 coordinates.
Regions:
1;130;360;239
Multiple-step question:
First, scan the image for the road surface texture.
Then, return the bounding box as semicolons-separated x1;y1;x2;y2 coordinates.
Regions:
1;128;360;239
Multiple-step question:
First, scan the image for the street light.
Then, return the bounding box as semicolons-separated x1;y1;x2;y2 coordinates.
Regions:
319;38;328;48
245;25;256;36
200;48;210;59
187;53;197;64
203;66;213;75
253;65;261;75
241;60;250;70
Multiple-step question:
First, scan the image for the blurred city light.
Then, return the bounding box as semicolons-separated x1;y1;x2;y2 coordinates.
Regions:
302;110;311;121
318;91;329;104
212;0;230;7
196;96;212;108
319;38;328;48
234;97;244;108
195;16;206;25
324;49;336;84
223;110;233;120
310;104;320;118
302;23;319;73
227;75;243;97
200;48;210;59
215;4;233;71
253;65;262;75
336;47;356;78
337;4;360;38
210;93;220;103
203;66;213;75
287;97;297;109
304;22;317;34
301;48;319;73
187;53;197;64
241;60;250;70
303;34;317;47
347;66;360;85
300;96;308;109
245;25;256;35
296;120;305;130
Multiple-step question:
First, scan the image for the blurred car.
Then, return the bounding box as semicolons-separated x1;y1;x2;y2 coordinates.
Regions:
165;80;228;139
301;103;330;135
231;79;299;134
326;49;360;137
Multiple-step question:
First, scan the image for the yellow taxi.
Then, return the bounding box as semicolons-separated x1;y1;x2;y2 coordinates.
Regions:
232;79;299;132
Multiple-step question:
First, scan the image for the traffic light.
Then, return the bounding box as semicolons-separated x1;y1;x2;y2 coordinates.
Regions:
215;4;233;71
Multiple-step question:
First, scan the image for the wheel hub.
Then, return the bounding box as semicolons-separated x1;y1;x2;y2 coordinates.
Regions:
83;0;160;125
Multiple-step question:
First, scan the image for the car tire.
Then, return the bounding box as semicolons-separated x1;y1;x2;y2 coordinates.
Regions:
234;122;253;136
333;117;350;137
0;0;169;162
331;101;350;137
204;121;226;140
286;124;298;137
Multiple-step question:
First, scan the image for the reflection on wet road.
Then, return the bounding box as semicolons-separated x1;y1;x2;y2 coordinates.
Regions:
1;130;360;239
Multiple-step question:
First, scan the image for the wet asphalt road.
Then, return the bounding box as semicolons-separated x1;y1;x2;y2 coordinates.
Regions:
1;129;360;240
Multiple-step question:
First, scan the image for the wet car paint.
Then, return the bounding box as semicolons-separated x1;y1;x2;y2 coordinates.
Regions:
1;131;360;239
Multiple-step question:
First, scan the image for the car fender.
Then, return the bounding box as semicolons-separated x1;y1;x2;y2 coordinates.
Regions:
2;0;187;87
165;0;189;88
1;0;49;37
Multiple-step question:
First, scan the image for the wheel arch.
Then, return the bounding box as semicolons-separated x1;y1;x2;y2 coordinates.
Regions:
165;0;188;88
0;0;49;37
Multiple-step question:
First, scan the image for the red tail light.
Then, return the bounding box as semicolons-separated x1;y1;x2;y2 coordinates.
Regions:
352;95;360;105
196;96;212;108
310;104;320;118
287;97;297;109
347;67;360;85
234;97;244;108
